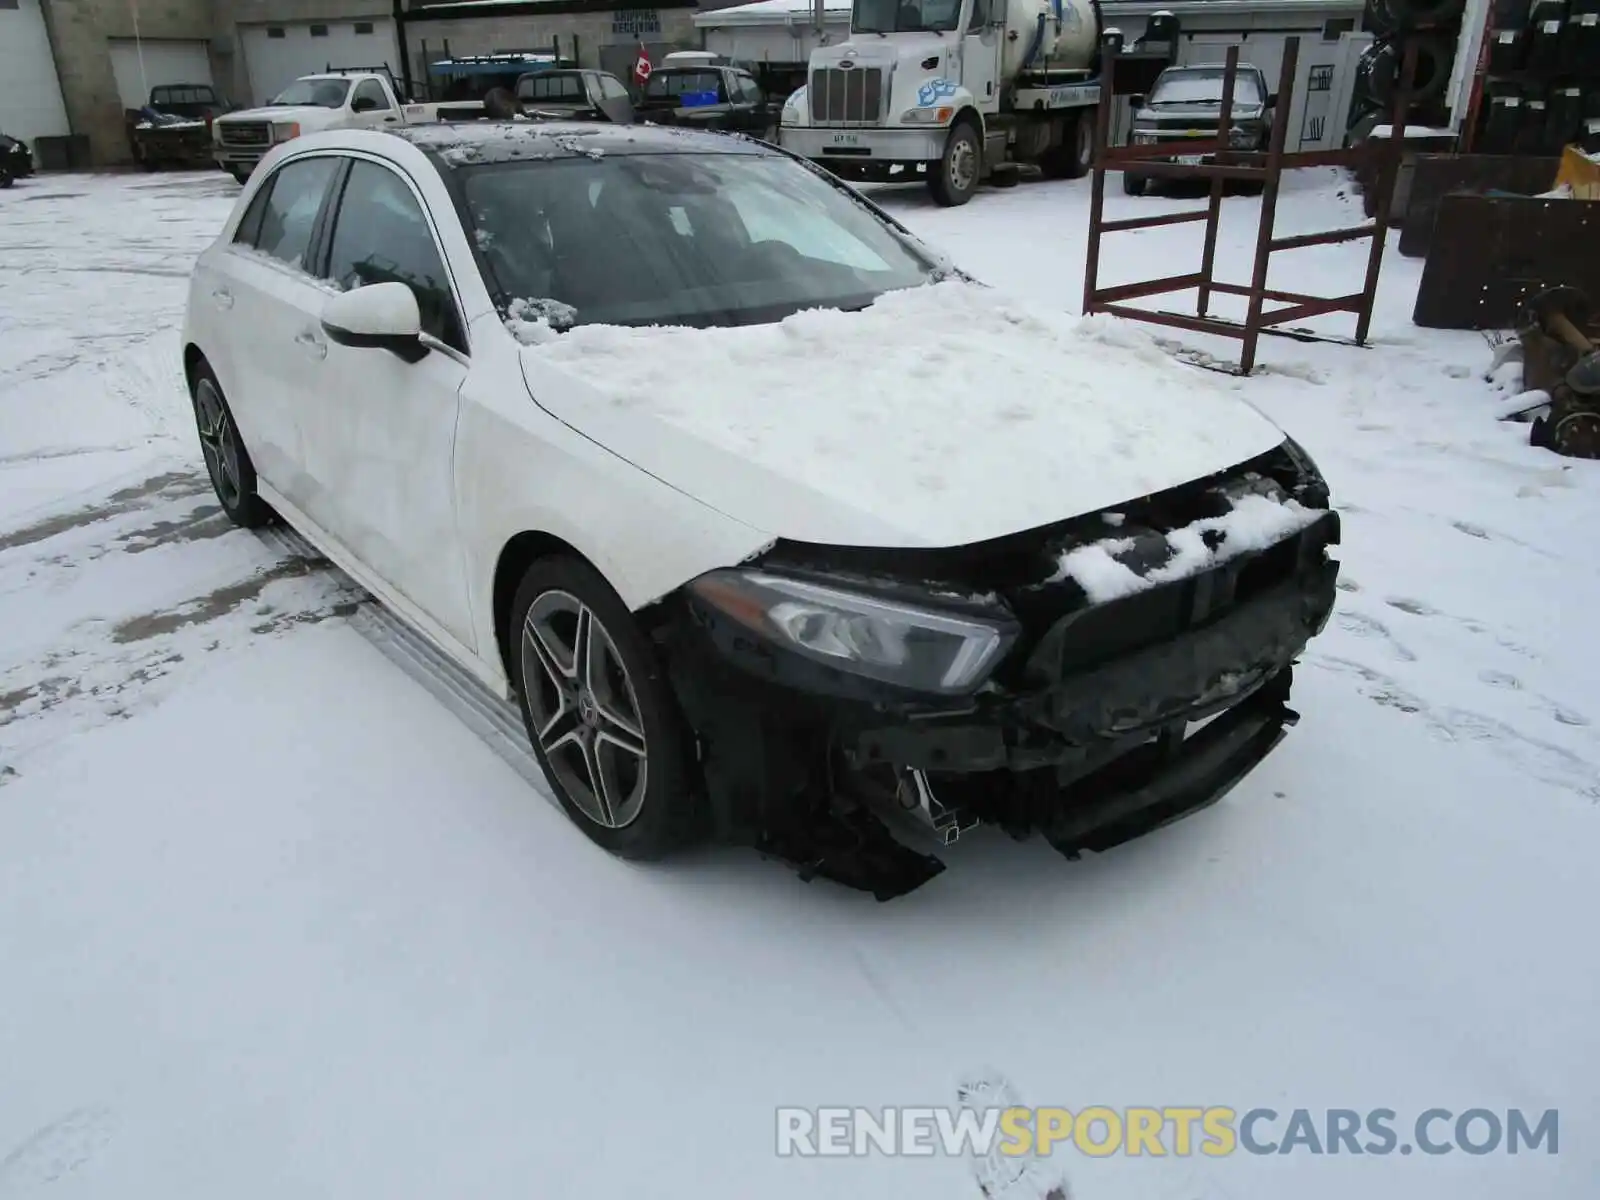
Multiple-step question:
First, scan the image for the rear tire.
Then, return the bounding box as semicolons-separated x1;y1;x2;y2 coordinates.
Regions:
928;120;981;207
1122;170;1147;197
1040;112;1094;180
227;165;249;185
0;163;12;189
509;555;703;860
190;361;272;528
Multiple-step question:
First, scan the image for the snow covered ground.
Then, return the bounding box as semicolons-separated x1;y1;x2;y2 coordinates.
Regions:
1;168;1596;1200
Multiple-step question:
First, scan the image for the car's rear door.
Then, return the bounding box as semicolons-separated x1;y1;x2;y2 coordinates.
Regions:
211;154;342;500
302;155;476;647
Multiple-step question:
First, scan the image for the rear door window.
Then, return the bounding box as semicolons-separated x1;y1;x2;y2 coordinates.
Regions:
243;156;341;269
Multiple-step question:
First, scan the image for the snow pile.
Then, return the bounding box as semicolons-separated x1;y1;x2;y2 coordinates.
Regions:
523;280;1286;542
1051;490;1323;602
503;296;576;343
400;121;621;166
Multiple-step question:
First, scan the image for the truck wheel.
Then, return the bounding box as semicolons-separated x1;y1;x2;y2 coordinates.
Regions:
1041;112;1095;180
227;165;250;185
928;120;981;207
1122;170;1147;197
0;162;12;190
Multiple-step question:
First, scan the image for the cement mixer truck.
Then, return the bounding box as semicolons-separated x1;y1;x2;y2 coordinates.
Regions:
777;0;1110;205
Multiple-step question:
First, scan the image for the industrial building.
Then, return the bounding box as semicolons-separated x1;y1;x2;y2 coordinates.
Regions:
0;0;730;165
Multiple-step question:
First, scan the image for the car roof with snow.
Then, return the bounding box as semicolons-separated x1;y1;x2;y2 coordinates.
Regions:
391;121;770;167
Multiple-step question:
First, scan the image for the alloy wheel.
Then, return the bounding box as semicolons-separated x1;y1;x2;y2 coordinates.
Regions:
521;589;650;829
194;378;242;509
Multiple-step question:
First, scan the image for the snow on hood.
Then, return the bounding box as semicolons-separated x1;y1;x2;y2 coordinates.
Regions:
516;281;1288;549
217;105;327;123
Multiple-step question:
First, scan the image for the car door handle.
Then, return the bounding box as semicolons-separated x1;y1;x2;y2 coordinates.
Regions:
212;288;234;310
295;330;327;360
383;115;398;123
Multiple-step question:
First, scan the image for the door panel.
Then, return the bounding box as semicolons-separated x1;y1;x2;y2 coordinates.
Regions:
216;155;342;500
305;157;475;647
963;0;1003;116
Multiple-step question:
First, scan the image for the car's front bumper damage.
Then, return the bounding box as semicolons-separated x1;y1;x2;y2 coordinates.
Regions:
648;446;1340;899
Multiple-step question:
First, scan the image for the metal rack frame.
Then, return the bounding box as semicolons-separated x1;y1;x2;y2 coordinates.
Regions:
1082;37;1419;374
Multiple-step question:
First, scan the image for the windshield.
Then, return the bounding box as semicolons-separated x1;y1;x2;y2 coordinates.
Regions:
644;71;722;100
518;73;588;103
1149;69;1265;107
269;78;351;108
853;0;963;33
461;152;944;332
152;85;218;105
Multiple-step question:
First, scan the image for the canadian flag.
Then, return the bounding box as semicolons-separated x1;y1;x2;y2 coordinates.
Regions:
633;44;652;85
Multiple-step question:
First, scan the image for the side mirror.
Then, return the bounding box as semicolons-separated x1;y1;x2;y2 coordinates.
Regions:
1267;92;1278;107
351;96;378;113
321;282;428;362
1129;94;1146;108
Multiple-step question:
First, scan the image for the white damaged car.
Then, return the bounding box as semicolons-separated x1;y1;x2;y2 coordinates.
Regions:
181;122;1339;898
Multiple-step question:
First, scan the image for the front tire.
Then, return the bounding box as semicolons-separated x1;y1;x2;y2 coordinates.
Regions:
509;555;702;860
1122;170;1147;197
190;362;272;528
928;120;981;207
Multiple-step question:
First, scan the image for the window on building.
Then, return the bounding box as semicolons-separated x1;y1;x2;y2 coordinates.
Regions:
1322;17;1356;39
355;21;375;34
267;26;286;38
0;1;22;11
310;24;329;37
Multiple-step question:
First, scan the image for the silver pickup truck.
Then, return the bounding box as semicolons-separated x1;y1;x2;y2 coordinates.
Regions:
1123;63;1276;197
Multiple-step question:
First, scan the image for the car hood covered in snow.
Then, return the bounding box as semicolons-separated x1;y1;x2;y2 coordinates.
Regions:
516;281;1288;548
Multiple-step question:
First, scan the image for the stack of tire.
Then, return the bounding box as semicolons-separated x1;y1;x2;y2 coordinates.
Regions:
1478;0;1600;154
1348;0;1468;140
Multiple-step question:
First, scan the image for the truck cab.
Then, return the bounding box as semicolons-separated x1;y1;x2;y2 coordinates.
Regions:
212;70;477;182
779;0;1104;205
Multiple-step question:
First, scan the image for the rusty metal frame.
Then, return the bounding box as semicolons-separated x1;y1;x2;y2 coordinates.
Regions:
1082;37;1418;374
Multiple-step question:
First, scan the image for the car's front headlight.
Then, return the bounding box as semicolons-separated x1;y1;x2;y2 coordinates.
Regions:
902;106;954;125
688;570;1014;694
1131;129;1157;144
1228;125;1255;147
271;121;301;142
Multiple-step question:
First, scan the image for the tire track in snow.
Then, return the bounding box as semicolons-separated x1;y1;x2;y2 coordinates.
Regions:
0;469;364;780
1308;654;1600;802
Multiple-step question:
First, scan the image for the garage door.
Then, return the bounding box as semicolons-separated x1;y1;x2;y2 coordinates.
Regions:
0;0;71;149
108;39;215;110
1182;34;1290;98
241;20;400;107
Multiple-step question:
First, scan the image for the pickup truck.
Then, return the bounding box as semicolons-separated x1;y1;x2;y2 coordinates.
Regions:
514;69;634;123
636;65;778;142
212;70;479;181
1123;64;1276;197
148;83;235;124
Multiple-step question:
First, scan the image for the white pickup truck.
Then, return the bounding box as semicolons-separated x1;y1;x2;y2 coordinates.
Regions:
213;70;479;181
